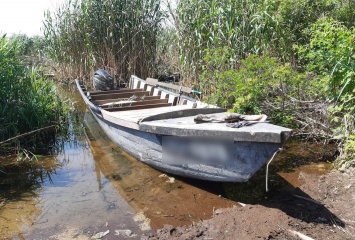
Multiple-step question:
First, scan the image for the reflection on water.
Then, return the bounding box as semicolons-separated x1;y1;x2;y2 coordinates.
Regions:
0;108;236;239
0;86;148;239
82;112;236;230
0;156;60;239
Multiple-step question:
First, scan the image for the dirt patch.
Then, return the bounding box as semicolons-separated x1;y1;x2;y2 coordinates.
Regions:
149;167;355;240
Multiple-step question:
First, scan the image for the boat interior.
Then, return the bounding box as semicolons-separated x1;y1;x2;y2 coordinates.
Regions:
80;75;214;113
77;76;290;142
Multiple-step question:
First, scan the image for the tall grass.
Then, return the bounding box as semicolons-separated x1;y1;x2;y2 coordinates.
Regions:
43;0;163;85
173;1;355;137
175;0;349;85
0;36;67;151
176;0;281;83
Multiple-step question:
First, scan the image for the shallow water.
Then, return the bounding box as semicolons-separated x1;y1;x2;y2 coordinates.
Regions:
0;116;149;239
0;85;336;239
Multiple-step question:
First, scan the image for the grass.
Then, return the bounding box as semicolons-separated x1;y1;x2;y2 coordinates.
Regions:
0;36;68;154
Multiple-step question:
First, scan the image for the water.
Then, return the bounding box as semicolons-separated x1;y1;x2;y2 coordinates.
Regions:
0;115;150;239
0;85;335;239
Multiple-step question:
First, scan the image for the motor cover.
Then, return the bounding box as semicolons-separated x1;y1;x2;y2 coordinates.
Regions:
93;69;113;91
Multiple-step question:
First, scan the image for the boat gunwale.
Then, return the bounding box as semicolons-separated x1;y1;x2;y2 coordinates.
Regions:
75;79;102;114
76;78;292;144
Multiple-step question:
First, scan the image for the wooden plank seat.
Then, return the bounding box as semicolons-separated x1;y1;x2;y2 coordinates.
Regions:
94;95;160;106
100;98;169;109
91;90;150;101
90;88;144;96
105;102;172;112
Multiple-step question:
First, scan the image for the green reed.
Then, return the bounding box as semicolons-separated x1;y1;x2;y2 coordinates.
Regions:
43;0;163;85
0;36;68;151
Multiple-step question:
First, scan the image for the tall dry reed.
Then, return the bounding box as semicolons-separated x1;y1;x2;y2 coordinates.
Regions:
43;0;163;86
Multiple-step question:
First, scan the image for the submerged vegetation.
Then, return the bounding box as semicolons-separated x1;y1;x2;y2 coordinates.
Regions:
0;36;68;155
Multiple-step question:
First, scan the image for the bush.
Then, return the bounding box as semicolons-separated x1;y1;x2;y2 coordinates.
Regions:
0;36;67;145
199;51;325;128
299;17;355;113
298;17;355;166
233;55;324;127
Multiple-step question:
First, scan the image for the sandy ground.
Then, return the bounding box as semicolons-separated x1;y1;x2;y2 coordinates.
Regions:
148;167;355;240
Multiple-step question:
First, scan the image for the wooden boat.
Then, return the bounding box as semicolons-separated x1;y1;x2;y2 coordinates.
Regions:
75;76;291;182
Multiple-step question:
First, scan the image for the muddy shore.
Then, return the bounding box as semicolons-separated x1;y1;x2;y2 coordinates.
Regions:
149;167;355;240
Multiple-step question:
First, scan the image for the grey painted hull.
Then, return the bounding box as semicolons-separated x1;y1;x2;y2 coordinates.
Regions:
90;109;281;182
76;78;289;182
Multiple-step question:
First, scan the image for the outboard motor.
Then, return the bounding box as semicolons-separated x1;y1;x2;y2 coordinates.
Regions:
93;69;113;91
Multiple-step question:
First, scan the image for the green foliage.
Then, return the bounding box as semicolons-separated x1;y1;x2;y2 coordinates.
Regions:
297;17;355;164
333;0;355;28
43;0;163;82
299;17;355;112
199;51;320;126
177;0;280;81
344;134;355;153
8;34;46;57
232;55;280;113
176;0;355;82
331;113;355;169
198;47;236;108
276;0;336;49
231;54;319;126
0;36;67;144
7;34;48;67
336;134;355;170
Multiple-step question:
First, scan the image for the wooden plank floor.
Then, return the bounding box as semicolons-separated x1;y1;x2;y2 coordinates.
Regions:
106;105;191;123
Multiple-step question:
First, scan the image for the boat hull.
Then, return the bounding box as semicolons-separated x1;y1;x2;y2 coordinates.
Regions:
90;109;281;182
